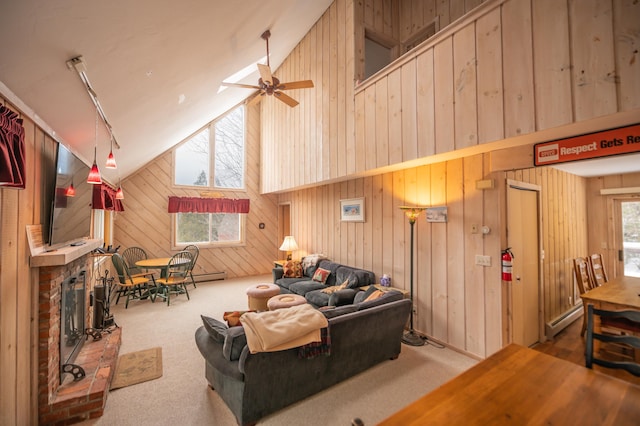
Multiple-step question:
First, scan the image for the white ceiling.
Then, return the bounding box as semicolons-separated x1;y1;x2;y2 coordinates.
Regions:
0;0;333;182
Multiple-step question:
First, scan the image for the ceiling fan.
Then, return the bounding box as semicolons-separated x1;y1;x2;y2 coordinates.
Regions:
221;30;314;107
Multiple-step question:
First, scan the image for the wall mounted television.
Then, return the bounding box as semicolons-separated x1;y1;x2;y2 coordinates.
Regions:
48;143;93;247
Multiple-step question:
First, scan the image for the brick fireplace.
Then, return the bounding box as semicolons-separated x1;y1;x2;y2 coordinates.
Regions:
36;247;121;425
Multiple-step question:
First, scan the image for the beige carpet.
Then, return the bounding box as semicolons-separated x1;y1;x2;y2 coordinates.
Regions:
110;347;163;390
78;274;476;426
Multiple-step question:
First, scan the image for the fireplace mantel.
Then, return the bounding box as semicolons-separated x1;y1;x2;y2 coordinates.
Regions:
30;238;103;267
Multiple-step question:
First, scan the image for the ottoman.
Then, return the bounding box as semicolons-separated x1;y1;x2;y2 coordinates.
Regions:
267;294;307;310
246;283;280;311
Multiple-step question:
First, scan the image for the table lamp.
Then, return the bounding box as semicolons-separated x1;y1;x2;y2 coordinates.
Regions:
279;236;298;261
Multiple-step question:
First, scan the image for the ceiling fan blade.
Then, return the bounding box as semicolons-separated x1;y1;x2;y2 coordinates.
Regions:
274;91;299;107
276;80;314;90
221;82;261;89
247;92;264;107
257;63;273;86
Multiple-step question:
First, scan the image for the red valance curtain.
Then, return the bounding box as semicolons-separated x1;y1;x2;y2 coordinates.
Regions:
167;196;250;214
0;105;26;189
92;184;124;211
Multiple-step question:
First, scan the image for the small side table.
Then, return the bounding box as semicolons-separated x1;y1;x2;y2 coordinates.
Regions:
273;259;288;268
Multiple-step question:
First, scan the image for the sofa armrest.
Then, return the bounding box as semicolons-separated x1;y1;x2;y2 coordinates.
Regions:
328;288;359;307
272;267;284;282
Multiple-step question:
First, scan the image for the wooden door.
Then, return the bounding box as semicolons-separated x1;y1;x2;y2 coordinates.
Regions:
507;181;542;347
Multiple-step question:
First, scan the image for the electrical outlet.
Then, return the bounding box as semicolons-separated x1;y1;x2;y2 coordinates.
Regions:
475;255;491;267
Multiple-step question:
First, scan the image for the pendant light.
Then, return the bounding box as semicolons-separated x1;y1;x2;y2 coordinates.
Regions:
65;182;76;197
105;136;117;168
87;110;102;184
115;179;124;200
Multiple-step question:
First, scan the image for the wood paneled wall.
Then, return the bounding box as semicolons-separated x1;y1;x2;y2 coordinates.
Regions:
0;96;52;424
113;103;280;278
261;0;639;193
279;155;590;358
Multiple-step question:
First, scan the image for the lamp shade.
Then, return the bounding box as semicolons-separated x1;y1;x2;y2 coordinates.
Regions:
115;186;124;200
105;150;117;168
399;206;427;224
65;183;75;197
279;236;299;252
87;146;102;184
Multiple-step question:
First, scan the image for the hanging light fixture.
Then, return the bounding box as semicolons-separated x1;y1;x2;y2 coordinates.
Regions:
87;109;102;184
105;136;117;168
65;182;76;197
115;180;124;199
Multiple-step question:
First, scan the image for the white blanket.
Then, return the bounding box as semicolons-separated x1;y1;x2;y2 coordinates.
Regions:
241;304;328;354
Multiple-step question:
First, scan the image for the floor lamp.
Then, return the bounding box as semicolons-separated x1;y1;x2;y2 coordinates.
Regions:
399;206;427;346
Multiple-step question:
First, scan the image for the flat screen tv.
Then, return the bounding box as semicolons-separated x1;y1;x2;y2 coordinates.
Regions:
48;143;93;247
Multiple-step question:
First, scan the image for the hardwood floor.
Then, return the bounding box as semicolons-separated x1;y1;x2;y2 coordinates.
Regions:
532;317;640;386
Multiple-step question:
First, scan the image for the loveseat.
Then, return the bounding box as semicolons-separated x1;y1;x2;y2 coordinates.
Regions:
272;257;376;307
194;291;411;426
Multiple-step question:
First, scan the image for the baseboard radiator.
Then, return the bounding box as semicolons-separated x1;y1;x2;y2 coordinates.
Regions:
545;305;582;339
192;272;226;283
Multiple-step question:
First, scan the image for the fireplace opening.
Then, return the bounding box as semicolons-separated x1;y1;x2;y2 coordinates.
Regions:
60;270;86;383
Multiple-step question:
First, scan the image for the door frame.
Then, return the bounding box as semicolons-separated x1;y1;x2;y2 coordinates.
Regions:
506;179;545;345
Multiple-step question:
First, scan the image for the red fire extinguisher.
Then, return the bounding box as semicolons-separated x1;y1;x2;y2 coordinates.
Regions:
502;248;514;282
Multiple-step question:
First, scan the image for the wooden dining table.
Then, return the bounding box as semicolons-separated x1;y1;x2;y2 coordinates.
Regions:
377;343;640;425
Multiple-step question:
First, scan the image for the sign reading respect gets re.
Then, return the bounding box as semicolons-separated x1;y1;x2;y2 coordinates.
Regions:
534;123;640;167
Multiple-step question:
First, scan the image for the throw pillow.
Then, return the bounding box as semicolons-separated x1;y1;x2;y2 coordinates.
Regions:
201;315;227;343
223;310;255;327
223;326;248;361
364;289;385;302
321;278;350;294
312;267;331;284
283;260;303;278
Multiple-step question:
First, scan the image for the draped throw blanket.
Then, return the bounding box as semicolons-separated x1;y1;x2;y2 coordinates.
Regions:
241;304;328;354
0;105;26;189
167;196;250;214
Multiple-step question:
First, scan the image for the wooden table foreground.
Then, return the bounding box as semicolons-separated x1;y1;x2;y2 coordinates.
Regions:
378;343;640;425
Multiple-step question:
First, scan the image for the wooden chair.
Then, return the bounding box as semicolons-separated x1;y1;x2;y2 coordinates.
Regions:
122;246;148;275
184;244;199;288
155;251;192;306
585;305;640;377
573;257;595;336
111;253;158;308
588;253;608;287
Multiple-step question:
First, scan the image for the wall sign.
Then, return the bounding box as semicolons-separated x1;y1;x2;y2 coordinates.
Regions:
533;123;640;167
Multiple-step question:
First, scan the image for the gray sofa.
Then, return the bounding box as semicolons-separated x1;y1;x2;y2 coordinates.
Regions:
272;258;376;307
194;291;411;426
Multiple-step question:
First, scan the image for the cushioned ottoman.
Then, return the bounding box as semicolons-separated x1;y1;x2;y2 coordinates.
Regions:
246;283;280;311
267;294;307;310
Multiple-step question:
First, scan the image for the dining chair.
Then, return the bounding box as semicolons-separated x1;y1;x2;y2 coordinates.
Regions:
111;253;158;308
585;304;640;377
588;253;608;287
573;257;595;336
122;246;148;275
155;251;192;306
184;244;199;288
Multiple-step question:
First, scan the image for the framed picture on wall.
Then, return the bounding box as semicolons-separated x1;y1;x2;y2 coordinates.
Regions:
340;197;365;222
426;206;448;222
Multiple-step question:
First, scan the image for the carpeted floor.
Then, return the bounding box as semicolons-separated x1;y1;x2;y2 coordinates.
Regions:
78;274;476;426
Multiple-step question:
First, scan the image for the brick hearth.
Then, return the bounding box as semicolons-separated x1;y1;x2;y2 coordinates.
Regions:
37;254;121;425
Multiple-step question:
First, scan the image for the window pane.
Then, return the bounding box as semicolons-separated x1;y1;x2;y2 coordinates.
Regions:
210;213;240;242
175;128;210;186
622;201;640;277
176;212;241;245
176;213;209;244
214;106;244;189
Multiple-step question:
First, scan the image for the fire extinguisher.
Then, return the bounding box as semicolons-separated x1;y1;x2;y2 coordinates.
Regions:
502;248;514;282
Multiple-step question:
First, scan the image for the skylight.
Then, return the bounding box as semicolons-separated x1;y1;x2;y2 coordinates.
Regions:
217;56;267;93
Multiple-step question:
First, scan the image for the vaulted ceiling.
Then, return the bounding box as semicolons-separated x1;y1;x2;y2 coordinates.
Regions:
0;0;333;183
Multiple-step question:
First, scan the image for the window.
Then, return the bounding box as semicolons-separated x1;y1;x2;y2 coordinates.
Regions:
175;212;244;246
173;105;246;247
174;105;245;189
